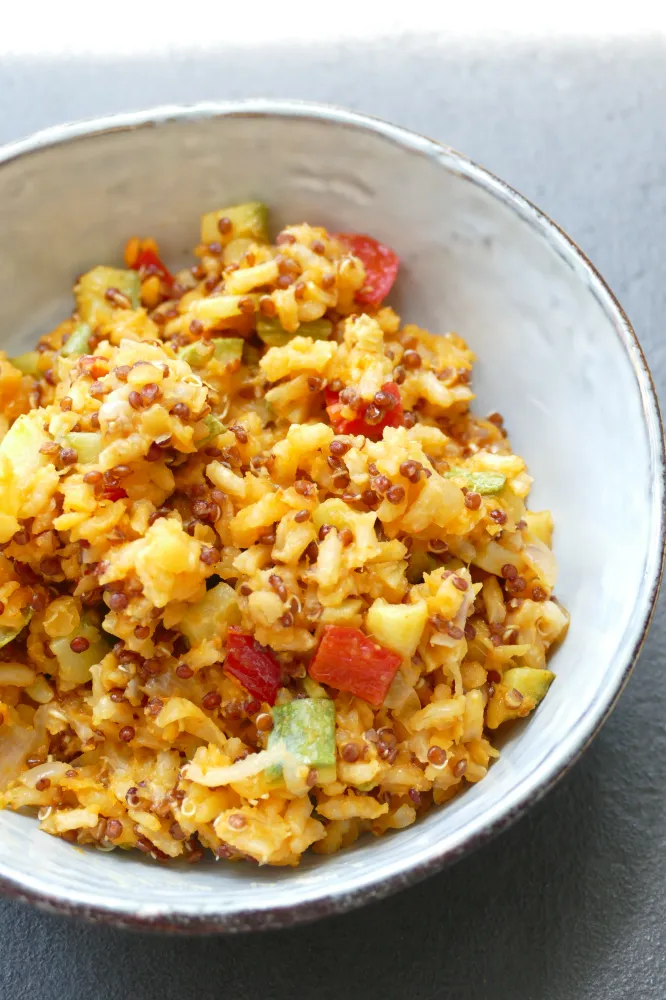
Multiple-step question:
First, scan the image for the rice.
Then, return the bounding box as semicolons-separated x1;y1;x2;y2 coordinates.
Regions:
0;205;568;866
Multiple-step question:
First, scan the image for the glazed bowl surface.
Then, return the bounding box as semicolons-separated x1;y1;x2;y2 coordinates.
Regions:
0;100;662;932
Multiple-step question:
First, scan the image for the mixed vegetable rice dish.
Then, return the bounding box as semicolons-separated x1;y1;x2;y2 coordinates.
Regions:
0;204;568;866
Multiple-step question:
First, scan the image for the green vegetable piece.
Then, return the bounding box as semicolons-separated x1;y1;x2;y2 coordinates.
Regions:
242;342;262;367
62;432;102;465
301;319;334;341
257;317;333;348
178;337;243;369
406;545;438;585
59;323;92;358
356;779;380;792
212;338;244;366
51;621;110;686
178;341;211;367
197;414;225;448
445;468;507;495
0;609;33;650
201;202;269;245
502;667;555;704
9;351;40;376
268;698;336;777
256;318;289;348
75;267;140;330
179;582;241;646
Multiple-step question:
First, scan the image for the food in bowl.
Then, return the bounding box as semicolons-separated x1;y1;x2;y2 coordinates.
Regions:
0;203;568;867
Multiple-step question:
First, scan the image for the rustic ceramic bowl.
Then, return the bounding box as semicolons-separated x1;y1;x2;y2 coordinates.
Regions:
0;101;662;932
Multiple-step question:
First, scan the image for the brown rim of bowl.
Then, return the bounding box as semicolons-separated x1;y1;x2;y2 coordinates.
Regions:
0;100;663;934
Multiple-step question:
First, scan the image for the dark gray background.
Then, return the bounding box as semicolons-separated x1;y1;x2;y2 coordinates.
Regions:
1;31;665;1000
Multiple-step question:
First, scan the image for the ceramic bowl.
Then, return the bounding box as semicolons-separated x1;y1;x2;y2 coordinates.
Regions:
0;101;662;932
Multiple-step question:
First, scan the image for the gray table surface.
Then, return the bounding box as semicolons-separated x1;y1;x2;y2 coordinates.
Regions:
1;30;665;1000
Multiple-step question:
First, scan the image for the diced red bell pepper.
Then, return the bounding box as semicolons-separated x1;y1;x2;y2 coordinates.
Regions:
325;381;403;441
334;233;399;308
101;487;128;502
309;625;402;707
224;627;282;706
132;248;174;288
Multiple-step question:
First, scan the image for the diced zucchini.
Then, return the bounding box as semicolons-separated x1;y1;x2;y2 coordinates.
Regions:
366;598;428;660
445;468;507;495
178;337;243;369
9;351;40;376
59;323;92;358
406;544;438;584
256;318;289;348
212;338;244;366
50;621;110;685
201;202;269;246
62;432;102;465
196;414;226;448
188;295;253;324
75;267;140;330
0;609;32;650
503;667;555;703
179;582;241;646
242;342;262;367
257;317;333;348
268;698;336;782
299;319;333;341
178;341;212;367
486;667;555;729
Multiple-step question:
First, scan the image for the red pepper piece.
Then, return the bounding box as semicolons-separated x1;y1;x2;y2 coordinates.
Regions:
132;248;174;288
334;233;399;308
325;381;403;441
224;626;282;706
309;625;402;707
101;487;128;501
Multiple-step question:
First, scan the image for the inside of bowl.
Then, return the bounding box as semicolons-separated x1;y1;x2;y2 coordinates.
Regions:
0;107;660;927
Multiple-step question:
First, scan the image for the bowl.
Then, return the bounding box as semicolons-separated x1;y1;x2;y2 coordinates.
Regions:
0;100;662;932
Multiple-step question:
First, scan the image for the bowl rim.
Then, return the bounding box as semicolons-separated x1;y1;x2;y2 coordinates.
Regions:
0;98;663;933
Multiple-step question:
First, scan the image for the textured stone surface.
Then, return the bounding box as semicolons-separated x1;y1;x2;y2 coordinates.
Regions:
1;33;665;1000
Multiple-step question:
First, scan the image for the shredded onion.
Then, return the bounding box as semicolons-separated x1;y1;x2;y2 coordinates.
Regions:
523;536;558;587
0;726;40;790
21;760;70;788
182;742;307;792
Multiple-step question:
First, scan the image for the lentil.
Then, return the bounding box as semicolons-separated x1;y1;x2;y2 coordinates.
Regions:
427;746;447;766
105;819;123;840
402;349;422;369
255;713;273;732
227;813;247;830
386;485;406;504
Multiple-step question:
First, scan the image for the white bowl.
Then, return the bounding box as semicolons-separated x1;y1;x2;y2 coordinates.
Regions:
0;101;662;932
